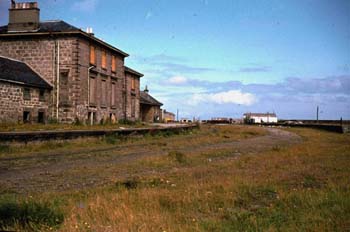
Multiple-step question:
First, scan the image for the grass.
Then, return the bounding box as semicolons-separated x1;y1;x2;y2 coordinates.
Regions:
0;120;147;132
0;125;349;231
0;195;64;231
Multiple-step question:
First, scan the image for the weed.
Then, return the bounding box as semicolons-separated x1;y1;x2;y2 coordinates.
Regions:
234;185;278;212
302;174;323;189
0;196;64;231
104;133;120;145
272;145;282;151
115;177;140;190
0;144;10;153
168;151;187;164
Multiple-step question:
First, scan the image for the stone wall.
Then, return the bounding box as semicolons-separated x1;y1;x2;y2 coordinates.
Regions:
0;81;50;123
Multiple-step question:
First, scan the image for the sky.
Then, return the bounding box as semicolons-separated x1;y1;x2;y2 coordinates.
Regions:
1;0;349;119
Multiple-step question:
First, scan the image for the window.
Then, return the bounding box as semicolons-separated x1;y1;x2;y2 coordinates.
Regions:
23;111;30;123
101;50;107;69
38;111;44;123
101;79;107;106
111;56;116;73
131;96;136;117
23;88;30;100
90;45;96;65
59;71;69;104
89;76;96;105
39;89;45;101
111;82;116;107
131;78;135;90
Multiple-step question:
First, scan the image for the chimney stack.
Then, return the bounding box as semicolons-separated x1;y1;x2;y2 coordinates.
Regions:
8;1;40;32
144;85;149;93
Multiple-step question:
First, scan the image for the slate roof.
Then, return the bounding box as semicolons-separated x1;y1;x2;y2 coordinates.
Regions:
140;91;163;106
0;56;52;89
0;20;129;57
125;66;144;77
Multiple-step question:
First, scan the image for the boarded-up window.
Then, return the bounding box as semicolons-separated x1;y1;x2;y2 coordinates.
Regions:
111;56;116;73
131;96;136;117
90;45;95;65
102;50;107;69
131;78;135;90
101;79;107;106
89;76;96;105
111;82;116;107
23;88;30;100
59;71;69;104
39;89;45;102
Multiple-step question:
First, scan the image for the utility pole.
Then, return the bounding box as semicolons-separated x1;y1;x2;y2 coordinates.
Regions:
316;106;319;122
177;109;179;122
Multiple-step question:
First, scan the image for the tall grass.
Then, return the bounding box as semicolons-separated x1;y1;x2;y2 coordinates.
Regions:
1;126;349;231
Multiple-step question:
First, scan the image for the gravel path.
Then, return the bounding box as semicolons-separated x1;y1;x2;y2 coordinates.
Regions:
0;127;302;194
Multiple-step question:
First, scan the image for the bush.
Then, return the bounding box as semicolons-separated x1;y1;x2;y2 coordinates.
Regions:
0;197;64;230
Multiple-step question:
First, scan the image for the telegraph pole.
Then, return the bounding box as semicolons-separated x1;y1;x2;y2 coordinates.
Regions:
316;106;319;122
177;109;179;122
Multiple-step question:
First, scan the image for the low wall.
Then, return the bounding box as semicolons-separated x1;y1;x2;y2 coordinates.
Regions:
0;125;198;143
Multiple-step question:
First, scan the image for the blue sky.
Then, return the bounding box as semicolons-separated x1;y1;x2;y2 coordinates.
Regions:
1;0;349;119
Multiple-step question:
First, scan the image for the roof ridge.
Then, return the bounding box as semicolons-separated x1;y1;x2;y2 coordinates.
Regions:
0;55;25;64
41;20;63;23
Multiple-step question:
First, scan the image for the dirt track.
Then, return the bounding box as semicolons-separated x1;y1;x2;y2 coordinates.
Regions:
0;127;302;194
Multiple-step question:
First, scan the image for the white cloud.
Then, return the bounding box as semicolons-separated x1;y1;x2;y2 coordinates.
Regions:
168;76;188;85
71;0;98;12
189;90;257;106
145;11;153;20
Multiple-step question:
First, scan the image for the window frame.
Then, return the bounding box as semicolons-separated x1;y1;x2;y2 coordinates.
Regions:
131;77;135;90
23;87;31;100
89;45;96;65
39;89;45;102
111;81;116;108
101;78;108;107
101;50;107;69
111;55;116;73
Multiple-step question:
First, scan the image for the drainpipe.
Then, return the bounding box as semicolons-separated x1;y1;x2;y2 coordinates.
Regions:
124;70;127;120
87;66;94;125
56;40;60;121
87;66;94;107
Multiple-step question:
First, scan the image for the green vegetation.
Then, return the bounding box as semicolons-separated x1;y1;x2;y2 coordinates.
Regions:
0;196;64;231
0;120;147;132
0;125;349;231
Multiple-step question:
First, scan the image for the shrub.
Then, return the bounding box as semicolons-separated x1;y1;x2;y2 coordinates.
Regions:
0;197;64;230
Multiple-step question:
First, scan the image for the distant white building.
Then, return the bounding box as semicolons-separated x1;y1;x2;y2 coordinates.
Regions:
243;113;278;124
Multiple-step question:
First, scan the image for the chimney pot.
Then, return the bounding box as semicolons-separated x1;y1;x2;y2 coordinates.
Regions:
8;1;40;32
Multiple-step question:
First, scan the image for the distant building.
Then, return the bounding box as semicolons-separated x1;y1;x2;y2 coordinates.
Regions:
140;87;163;122
243;112;278;124
163;110;175;123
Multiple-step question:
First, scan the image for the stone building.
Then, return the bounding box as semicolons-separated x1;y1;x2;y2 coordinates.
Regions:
163;110;176;123
0;56;52;123
140;87;163;122
0;1;143;124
